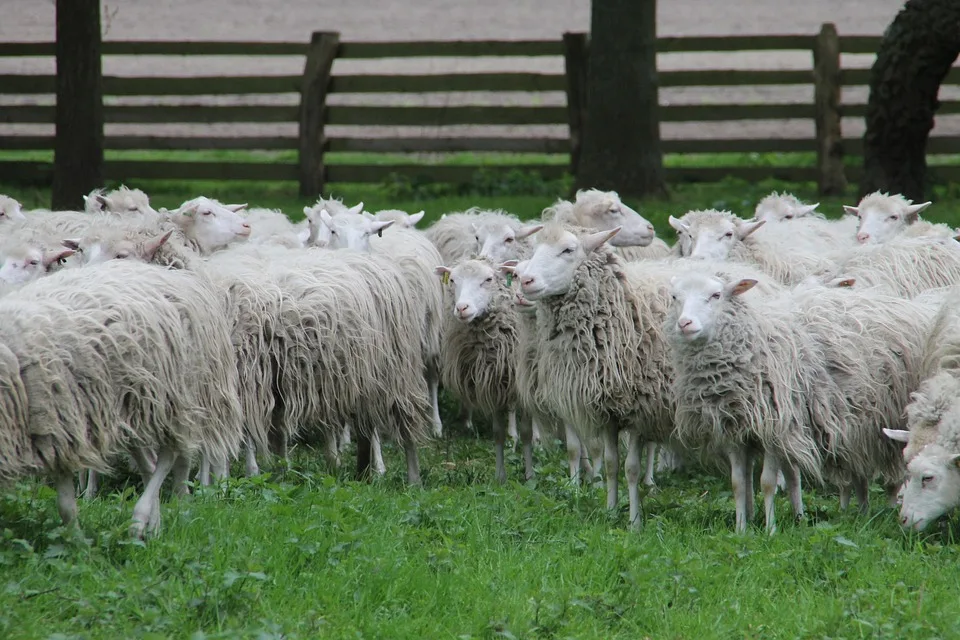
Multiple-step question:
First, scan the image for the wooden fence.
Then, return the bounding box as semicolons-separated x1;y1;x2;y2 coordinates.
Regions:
1;25;959;196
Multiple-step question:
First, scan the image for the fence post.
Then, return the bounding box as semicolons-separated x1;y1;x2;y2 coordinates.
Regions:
562;32;589;184
299;31;340;198
813;22;846;195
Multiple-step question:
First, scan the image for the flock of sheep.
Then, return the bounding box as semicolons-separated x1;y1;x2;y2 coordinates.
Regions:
0;184;959;539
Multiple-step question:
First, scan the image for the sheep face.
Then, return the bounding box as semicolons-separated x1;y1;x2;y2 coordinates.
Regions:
319;210;394;252
577;189;655;247
667;272;757;341
0;196;24;222
475;220;542;264
753;192;819;223
67;230;173;266
668;216;694;255
682;215;765;261
898;444;960;532
173;197;251;250
844;192;932;244
0;246;74;284
375;209;425;229
436;260;500;323
83;186;156;215
514;225;619;300
303;200;364;247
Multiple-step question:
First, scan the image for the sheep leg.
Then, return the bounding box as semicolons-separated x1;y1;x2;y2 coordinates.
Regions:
656;445;684;473
782;463;805;521
507;409;519;450
642;442;657;488
585;434;604;480
625;432;643;530
603;425;620;511
565;424;582;483
760;453;781;535
198;456;211;486
839;485;851;511
461;406;475;435
81;469;99;500
170;454;192;497
129;447;177;539
429;376;443;439
853;476;870;515
55;470;78;527
370;428;386;476
531;418;542;447
244;437;260;477
339;424;352;453
324;431;341;471
404;439;421;486
492;412;507;485
519;415;534;482
129;447;157;485
728;447;749;534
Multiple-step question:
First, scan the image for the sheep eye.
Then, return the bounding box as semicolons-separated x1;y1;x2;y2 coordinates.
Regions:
28;260;39;266
784;215;793;220
724;232;734;238
504;237;514;243
709;292;721;300
561;248;574;255
889;215;900;221
670;294;677;301
202;210;213;216
921;475;934;487
484;277;493;284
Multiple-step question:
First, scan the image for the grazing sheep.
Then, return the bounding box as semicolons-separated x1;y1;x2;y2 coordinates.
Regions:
0;196;25;222
667;209;840;285
843;191;942;245
435;257;535;482
0;260;243;537
666;270;842;533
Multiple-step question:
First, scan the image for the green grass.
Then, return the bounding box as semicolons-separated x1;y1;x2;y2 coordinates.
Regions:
1;436;959;640
3;164;960;637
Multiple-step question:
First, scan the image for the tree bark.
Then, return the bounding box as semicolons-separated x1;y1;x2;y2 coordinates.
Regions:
860;0;960;201
576;0;666;198
51;0;104;210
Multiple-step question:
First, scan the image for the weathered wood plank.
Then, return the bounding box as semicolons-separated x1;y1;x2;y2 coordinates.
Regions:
813;22;846;195
299;31;340;197
325;105;569;126
338;40;562;59
330;72;566;93
657;35;814;52
326;136;570;153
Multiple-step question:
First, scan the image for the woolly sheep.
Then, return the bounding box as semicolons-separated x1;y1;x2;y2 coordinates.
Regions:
243;208;310;249
302;198;364;247
667;209;840;285
844;191;937;245
752;192;821;223
0;196;25;222
83;185;157;215
0;260;243;537
830;236;960;299
435;257;535;482
0;237;75;285
374;209;426;229
666;271;842;533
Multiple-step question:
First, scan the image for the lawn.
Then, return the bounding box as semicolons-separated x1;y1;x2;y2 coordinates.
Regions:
2;164;960;639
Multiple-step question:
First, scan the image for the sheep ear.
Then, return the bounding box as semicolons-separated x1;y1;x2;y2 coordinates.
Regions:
362;211;375;220
43;248;75;268
736;219;765;240
882;428;911;443
224;203;247;213
582;227;620;253
347;201;364;215
727;278;758;297
141;230;174;262
62;238;81;251
904;201;932;223
434;265;451;278
668;215;688;233
318;209;334;227
516;223;543;240
798;203;820;216
302;206;314;219
408;211;425;226
499;260;518;274
371;219;395;237
842;205;859;217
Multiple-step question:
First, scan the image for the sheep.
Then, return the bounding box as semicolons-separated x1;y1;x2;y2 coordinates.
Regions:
301;198;364;247
0;260;243;537
667;209;840;285
243;208;309;249
0;196;25;222
752;192;821;223
666;270;844;533
829;236;960;299
83;185;157;215
374;209;425;229
0;236;75;285
843;191;941;245
435;257;535;483
542;189;671;261
513;221;682;528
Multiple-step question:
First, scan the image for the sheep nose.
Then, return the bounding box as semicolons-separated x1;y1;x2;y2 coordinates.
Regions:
857;232;870;243
521;276;535;288
242;223;251;230
456;303;470;317
646;224;655;233
679;318;692;329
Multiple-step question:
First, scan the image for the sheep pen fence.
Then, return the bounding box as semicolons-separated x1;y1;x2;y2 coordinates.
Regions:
2;23;960;197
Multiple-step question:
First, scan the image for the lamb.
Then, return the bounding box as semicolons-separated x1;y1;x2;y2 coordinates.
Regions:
0;260;243;537
667;209;840;285
542;189;671;261
435;257;535;482
843;191;944;245
666;270;844;533
0;196;25;222
83;185;157;215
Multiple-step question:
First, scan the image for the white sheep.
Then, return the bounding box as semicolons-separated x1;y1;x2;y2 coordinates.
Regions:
243;208;310;248
301;198;364;247
0;195;25;222
666;270;842;533
374;208;425;229
435;257;535;482
830;236;960;299
752;191;821;223
83;185;157;215
843;191;943;245
0;260;243;537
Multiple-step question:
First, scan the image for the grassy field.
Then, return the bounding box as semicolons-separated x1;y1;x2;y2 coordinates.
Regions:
2;165;960;638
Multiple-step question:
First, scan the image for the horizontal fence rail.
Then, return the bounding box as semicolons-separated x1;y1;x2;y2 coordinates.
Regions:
0;27;958;195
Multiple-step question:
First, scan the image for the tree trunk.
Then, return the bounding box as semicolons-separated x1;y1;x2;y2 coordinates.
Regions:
576;0;666;198
860;0;960;201
51;0;103;211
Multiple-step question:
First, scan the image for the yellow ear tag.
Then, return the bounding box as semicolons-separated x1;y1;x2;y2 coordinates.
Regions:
442;272;450;285
506;272;513;287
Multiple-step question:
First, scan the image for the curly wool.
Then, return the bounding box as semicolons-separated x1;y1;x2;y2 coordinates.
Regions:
440;258;519;417
833;237;960;298
243;208;308;249
0;261;243;479
665;272;839;484
424;208;517;264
